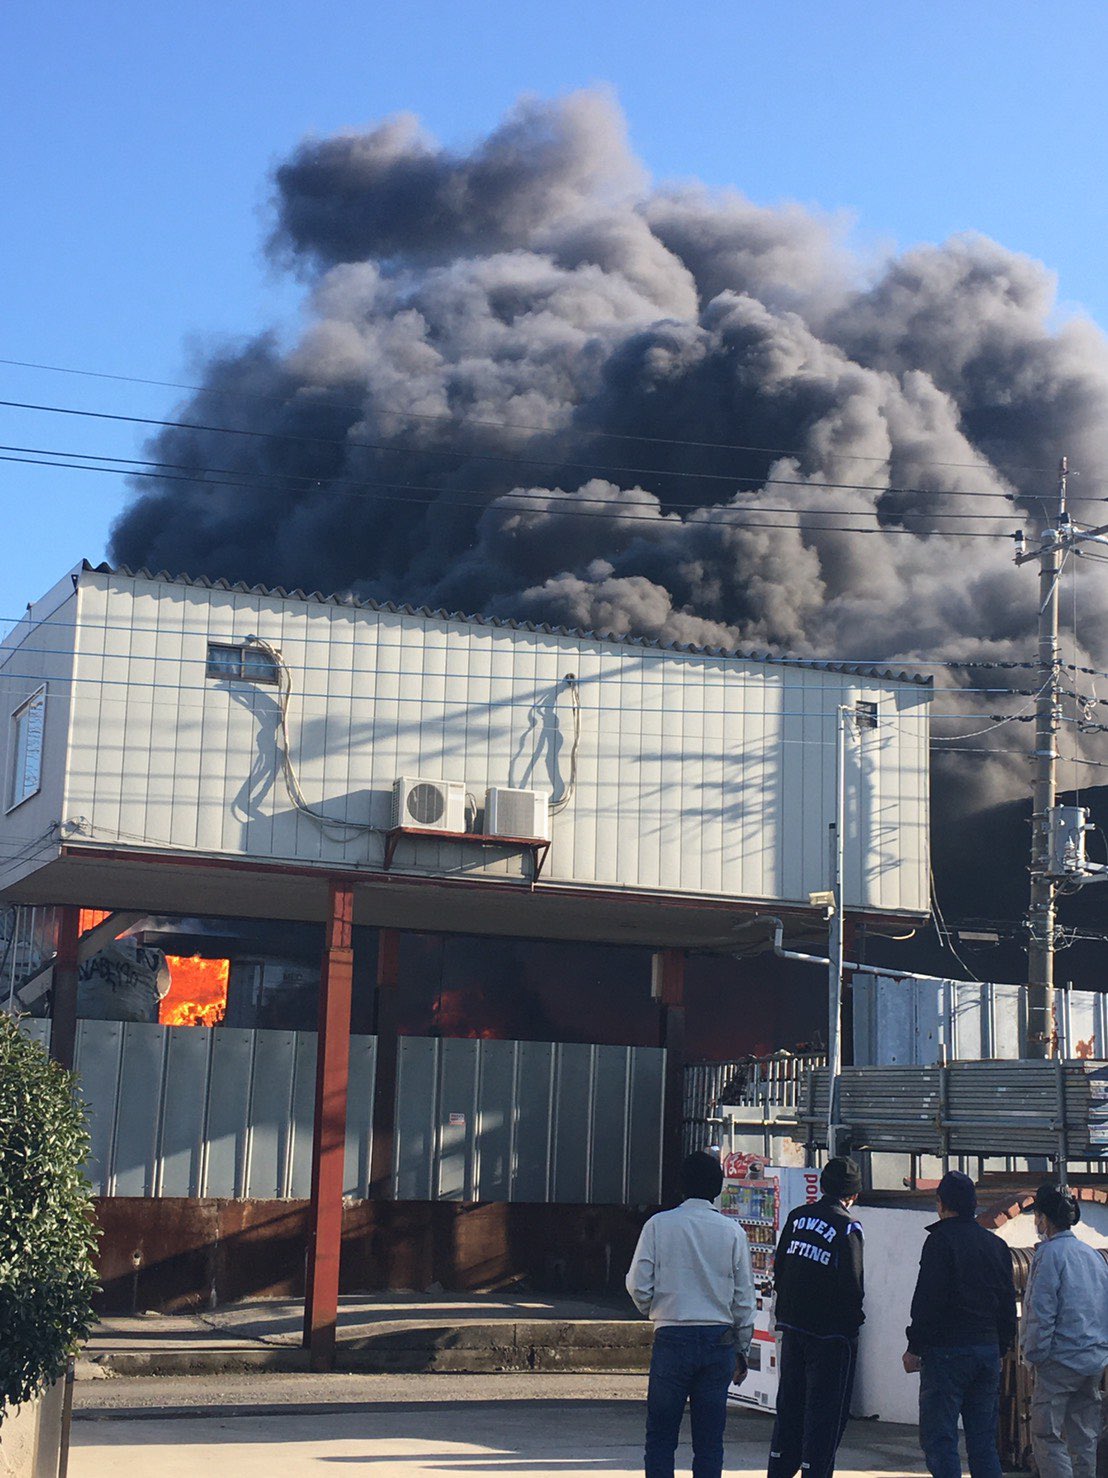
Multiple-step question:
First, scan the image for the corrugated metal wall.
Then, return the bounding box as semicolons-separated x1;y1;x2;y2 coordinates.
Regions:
29;1019;377;1199
853;974;1108;1064
393;1036;665;1204
17;1019;664;1205
48;568;929;914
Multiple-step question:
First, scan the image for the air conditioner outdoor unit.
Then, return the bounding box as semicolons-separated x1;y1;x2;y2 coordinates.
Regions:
483;786;550;840
391;777;467;833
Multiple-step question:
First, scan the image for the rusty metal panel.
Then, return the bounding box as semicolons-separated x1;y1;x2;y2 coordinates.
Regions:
112;1022;165;1196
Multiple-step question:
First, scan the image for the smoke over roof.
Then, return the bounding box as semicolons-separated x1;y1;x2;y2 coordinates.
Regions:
110;91;1108;816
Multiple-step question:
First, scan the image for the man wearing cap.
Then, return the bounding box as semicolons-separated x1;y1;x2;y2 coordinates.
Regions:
767;1156;865;1478
902;1169;1017;1478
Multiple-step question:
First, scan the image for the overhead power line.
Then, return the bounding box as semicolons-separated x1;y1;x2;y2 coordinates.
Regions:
0;395;1090;506
0;355;1068;479
0;440;1026;523
0;451;1016;539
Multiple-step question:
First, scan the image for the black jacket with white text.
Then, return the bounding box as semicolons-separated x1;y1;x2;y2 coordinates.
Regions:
772;1194;865;1338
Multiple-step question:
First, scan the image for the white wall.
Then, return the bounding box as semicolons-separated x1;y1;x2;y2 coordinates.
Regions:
995;1204;1108;1250
853;1206;933;1423
3;566;932;913
0;574;77;891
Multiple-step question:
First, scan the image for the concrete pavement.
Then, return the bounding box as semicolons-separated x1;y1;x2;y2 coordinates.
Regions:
70;1373;930;1477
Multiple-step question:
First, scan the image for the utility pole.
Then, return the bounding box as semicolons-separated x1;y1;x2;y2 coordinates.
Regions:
827;706;847;1151
1025;457;1067;1059
1015;458;1108;1060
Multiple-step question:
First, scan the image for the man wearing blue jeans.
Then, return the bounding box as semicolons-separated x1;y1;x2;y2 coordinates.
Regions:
902;1170;1018;1478
626;1152;755;1478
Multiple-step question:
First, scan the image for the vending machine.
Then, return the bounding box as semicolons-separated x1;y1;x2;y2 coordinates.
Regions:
719;1153;822;1411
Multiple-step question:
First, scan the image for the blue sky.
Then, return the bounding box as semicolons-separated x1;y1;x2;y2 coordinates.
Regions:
4;0;1108;616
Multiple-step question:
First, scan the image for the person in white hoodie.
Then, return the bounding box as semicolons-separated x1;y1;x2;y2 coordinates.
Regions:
626;1151;756;1478
1021;1183;1108;1478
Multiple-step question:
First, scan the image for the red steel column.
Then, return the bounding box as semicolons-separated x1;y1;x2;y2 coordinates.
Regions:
654;948;687;1207
303;881;355;1371
369;929;400;1198
49;905;81;1071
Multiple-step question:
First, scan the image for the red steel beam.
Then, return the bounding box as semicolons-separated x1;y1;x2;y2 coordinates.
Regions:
303;880;355;1371
654;948;686;1207
49;904;81;1071
369;929;401;1198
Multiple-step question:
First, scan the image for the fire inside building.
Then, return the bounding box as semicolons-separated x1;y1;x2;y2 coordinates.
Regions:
1;563;931;1366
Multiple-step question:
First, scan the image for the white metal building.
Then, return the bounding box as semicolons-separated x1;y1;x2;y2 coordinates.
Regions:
1;563;930;941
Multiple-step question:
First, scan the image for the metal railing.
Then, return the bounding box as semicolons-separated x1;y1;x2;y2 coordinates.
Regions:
684;1053;827;1152
790;1060;1107;1171
1;903;60;1013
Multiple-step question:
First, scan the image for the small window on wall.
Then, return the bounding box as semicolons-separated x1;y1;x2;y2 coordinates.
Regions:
8;686;46;811
206;642;278;684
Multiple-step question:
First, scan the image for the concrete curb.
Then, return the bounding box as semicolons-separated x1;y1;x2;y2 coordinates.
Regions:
79;1320;653;1378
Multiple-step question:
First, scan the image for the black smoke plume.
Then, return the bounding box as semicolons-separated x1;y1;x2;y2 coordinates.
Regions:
111;91;1108;936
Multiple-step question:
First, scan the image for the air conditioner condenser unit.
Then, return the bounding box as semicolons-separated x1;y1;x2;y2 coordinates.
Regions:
392;777;468;833
483;786;550;840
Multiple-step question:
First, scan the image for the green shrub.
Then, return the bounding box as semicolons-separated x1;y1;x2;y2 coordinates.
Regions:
0;1015;98;1417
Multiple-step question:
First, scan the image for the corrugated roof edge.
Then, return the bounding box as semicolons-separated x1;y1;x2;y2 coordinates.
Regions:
80;561;934;688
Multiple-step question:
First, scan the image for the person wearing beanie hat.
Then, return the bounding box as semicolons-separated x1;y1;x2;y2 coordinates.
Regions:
766;1157;865;1478
1021;1182;1108;1478
902;1170;1017;1478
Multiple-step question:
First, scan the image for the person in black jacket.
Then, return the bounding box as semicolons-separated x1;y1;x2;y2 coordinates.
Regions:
767;1157;865;1478
902;1170;1017;1478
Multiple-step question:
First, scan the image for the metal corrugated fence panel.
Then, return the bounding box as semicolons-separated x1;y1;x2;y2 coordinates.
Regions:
67;1020;376;1198
853;976;1106;1066
393;1036;665;1204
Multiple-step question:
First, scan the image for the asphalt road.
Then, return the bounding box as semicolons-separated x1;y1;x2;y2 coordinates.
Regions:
70;1373;928;1477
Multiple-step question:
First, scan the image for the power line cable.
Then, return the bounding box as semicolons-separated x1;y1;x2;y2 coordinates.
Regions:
0;356;1068;479
0;396;1079;506
0;441;1026;523
0;453;1022;540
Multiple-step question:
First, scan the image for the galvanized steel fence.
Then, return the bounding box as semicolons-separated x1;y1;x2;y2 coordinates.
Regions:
17;1019;665;1205
393;1036;665;1204
16;1019;378;1198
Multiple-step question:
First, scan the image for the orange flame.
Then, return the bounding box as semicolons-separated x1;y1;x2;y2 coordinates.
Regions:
160;956;230;1028
78;909;112;934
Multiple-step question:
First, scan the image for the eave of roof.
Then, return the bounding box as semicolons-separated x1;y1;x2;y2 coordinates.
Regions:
81;561;934;688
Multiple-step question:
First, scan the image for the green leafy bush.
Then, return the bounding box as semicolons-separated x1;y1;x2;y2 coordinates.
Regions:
0;1015;98;1417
